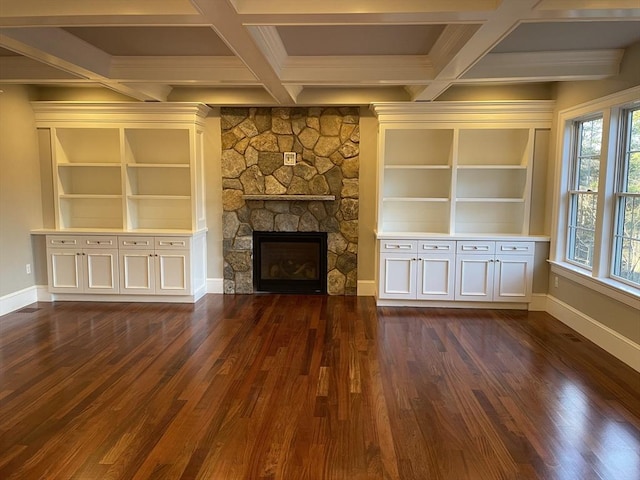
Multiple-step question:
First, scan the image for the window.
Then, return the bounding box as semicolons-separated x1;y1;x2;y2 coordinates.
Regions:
567;117;603;268
612;108;640;287
555;87;640;302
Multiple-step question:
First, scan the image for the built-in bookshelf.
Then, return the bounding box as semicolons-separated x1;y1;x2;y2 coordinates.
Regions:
32;103;210;232
373;102;554;236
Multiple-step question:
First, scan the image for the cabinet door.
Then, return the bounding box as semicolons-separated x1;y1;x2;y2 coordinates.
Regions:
494;255;533;302
119;250;155;294
379;253;416;299
48;249;83;293
455;255;494;301
417;254;455;300
84;249;119;294
155;249;190;295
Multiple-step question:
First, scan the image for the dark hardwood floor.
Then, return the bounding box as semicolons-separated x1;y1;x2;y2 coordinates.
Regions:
0;295;638;479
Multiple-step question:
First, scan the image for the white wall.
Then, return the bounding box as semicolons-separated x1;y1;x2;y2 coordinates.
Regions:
0;86;43;298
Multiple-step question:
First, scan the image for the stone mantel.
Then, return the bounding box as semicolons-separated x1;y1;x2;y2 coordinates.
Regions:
243;194;336;201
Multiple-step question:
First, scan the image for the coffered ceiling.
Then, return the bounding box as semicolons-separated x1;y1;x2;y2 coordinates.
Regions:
0;0;639;104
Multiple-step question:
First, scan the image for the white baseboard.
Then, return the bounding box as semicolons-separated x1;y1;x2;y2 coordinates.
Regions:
546;294;640;372
528;293;548;311
207;278;224;294
37;286;53;302
0;285;38;316
357;280;376;297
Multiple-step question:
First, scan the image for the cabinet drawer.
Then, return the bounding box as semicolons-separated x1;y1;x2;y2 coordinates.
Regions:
457;241;495;254
380;239;418;253
80;236;118;248
46;235;79;247
496;241;535;255
118;236;154;249
155;237;190;250
419;240;455;253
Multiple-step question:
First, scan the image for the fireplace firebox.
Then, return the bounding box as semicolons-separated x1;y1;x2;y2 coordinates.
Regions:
253;231;327;294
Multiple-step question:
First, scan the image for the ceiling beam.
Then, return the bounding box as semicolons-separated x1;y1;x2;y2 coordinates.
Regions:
411;0;542;101
462;49;625;82
191;0;294;104
0;27;172;100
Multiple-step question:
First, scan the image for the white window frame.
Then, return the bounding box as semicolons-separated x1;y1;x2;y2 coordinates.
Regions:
566;115;603;270
611;107;640;288
551;86;640;308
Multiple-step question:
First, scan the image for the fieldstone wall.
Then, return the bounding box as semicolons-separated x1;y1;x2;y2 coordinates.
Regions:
221;107;360;295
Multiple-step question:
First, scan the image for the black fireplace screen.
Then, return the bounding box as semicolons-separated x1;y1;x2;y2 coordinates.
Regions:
253;231;327;294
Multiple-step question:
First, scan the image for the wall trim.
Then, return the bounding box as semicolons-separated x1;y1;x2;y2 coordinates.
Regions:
0;285;38;316
528;293;548;311
37;285;53;302
357;280;376;297
546;294;640;372
207;278;224;294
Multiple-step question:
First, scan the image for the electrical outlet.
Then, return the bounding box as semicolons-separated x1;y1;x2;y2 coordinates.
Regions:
283;152;296;166
554;275;558;288
26;263;31;274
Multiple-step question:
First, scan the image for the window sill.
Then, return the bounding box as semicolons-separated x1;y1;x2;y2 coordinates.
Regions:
548;260;640;310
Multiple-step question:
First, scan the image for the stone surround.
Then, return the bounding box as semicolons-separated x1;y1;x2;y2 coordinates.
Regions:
221;107;360;295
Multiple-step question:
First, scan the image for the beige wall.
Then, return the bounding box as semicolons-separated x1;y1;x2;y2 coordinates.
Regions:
357;108;378;287
204;112;224;281
0;86;43;297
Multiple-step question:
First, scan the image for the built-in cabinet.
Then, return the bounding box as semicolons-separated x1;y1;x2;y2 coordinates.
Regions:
46;233;205;301
119;237;191;295
34;103;210;303
379;239;533;304
46;235;119;294
454;241;534;302
379;239;455;301
373;102;553;307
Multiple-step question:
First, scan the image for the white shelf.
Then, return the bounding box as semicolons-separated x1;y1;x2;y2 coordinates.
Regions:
128;195;191;200
457;165;527;170
126;163;190;169
385;165;451;170
456;198;524;203
34;103;209;232
58;163;121;168
384;197;449;202
60;194;122;199
373;102;553;236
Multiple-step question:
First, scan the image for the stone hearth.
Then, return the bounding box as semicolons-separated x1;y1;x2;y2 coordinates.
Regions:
221;107;360;295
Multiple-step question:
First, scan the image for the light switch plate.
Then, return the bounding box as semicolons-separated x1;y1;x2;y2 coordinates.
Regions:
283;152;296;166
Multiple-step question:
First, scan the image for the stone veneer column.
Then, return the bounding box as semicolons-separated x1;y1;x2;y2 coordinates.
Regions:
221;107;360;295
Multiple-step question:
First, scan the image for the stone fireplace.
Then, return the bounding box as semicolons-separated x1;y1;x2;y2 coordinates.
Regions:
221;107;360;295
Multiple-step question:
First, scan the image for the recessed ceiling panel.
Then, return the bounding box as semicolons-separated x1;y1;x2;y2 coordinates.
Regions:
277;25;446;56
63;27;234;56
493;21;640;53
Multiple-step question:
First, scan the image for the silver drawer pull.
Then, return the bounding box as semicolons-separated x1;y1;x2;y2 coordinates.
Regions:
123;240;149;246
159;241;185;247
387;244;411;249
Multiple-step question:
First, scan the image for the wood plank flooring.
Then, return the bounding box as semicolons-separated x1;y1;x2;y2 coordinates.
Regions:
0;295;638;479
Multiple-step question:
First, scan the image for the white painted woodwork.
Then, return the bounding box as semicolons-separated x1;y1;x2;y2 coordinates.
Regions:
378;238;535;305
379;253;417;299
32;102;209;233
2;2;636;104
453;240;534;302
47;237;119;294
44;232;204;301
373;101;553;236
